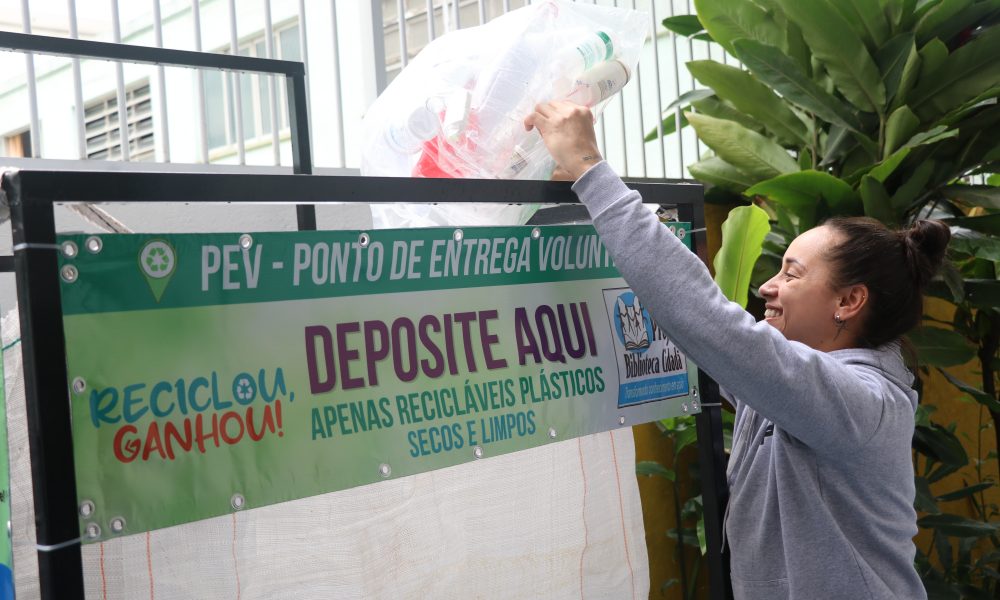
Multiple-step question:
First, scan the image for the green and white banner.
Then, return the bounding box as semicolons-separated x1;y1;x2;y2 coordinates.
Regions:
57;224;700;541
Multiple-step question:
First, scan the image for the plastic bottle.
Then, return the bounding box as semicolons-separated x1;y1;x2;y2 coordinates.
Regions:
362;104;439;176
566;60;631;106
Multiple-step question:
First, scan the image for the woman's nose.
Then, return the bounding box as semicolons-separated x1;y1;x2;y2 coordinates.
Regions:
759;275;778;298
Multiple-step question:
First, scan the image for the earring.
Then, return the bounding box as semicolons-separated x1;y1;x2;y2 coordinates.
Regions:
834;314;842;323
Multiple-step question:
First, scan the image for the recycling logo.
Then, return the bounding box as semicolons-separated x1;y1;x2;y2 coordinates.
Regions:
140;241;176;279
138;239;177;302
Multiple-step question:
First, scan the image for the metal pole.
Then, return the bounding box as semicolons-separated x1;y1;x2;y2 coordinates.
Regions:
426;0;436;41
629;0;645;177
263;0;281;165
227;0;246;164
396;0;409;68
358;0;387;109
329;0;346;168
152;0;171;161
669;0;686;178
287;73;315;230
110;0;130;161
5;173;85;599
67;0;86;159
20;0;41;158
678;197;732;600
296;0;314;161
649;0;666;178
191;0;209;163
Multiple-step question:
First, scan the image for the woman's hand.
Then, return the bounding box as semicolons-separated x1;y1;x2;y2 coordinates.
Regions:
524;101;603;181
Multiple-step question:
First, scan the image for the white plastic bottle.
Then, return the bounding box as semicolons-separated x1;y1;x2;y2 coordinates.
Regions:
567;60;631;106
362;104;439;176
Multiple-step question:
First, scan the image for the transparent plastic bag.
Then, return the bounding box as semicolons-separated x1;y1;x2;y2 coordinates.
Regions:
360;0;648;180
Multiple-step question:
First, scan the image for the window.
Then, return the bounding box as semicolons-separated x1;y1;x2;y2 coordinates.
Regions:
3;129;31;158
205;23;301;152
84;81;155;161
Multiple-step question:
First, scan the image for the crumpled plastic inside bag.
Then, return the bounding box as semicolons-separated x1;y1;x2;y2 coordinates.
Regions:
361;0;648;181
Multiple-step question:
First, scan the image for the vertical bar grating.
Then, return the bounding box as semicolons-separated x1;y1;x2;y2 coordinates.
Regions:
192;0;209;163
20;0;41;158
227;0;245;164
686;0;700;162
630;0;646;177
426;0;437;41
67;0;86;159
152;0;171;161
478;0;487;25
297;0;314;161
650;0;666;178
263;0;281;165
614;0;628;175
397;0;409;68
110;0;130;161
330;0;346;167
669;0;685;177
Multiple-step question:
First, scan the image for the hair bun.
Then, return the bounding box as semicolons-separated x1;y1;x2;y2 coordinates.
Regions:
901;219;950;289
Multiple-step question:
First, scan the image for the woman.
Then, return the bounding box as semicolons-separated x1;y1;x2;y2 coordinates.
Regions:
525;101;949;600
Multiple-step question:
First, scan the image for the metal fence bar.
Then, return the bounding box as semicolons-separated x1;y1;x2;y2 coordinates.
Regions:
668;0;684;178
226;0;245;164
329;0;346;167
478;0;487;25
110;0;130;161
426;0;437;41
20;0;40;158
152;0;171;162
0;32;305;75
358;1;387;107
650;0;666;177
191;0;208;163
263;0;281;166
630;0;646;177
396;0;409;68
685;0;700;162
67;0;86;159
297;0;314;163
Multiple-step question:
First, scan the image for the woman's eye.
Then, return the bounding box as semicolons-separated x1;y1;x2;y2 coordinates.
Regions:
783;272;797;280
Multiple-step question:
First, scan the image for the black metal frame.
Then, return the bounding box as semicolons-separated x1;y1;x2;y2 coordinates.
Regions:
0;27;730;600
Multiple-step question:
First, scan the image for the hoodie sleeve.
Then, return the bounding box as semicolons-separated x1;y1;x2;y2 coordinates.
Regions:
572;161;892;455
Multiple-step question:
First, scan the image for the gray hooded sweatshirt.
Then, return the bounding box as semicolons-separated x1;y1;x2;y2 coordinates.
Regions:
573;162;925;600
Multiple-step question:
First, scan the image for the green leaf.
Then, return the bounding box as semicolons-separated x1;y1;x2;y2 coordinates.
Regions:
928;279;1000;308
988;173;1000;186
746;170;859;222
636;460;676;481
913;423;969;467
939;260;966;304
916;0;973;44
687;156;756;192
937;482;996;502
892;159;935;211
890;36;922;109
693;0;786;56
915;476;942;514
910;26;1000;120
942;214;1000;236
834;0;891;51
876;33;918;105
685;112;799;180
732;39;864;133
940;185;1000;210
713;205;771;308
869;147;912;182
662;14;705;37
936;368;1000;412
869;125;958;181
920;1;999;47
859;175;897;223
950;231;1000;262
885;105;920;155
908;326;976;367
686;60;810;146
691;96;767;133
774;0;887;113
918;513;999;538
644;112;689;142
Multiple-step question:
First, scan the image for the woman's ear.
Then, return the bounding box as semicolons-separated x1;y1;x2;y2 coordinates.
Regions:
838;284;869;321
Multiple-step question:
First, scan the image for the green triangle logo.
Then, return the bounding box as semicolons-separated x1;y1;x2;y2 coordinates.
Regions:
138;239;177;302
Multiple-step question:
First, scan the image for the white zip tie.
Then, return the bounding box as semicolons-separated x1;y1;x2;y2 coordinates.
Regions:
36;537;82;552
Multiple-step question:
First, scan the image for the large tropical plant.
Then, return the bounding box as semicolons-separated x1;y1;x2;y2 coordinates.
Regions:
649;0;1000;596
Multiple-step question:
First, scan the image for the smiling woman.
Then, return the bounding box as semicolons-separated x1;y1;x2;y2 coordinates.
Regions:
524;100;951;600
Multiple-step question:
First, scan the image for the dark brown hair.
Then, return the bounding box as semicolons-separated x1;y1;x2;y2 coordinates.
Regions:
822;217;951;348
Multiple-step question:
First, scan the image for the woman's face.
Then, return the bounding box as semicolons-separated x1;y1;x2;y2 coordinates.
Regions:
758;226;846;350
